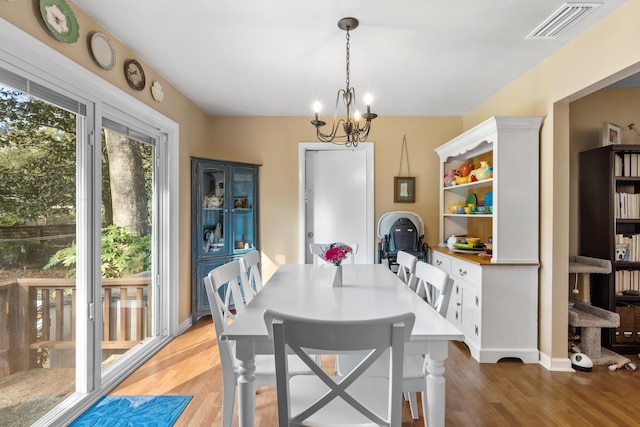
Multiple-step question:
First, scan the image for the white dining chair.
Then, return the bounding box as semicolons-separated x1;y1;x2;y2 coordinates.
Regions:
264;309;415;427
335;260;453;424
309;242;359;265
396;250;418;291
204;261;316;427
239;250;263;297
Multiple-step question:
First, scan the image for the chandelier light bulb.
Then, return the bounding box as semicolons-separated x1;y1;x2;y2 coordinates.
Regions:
364;93;373;106
354;110;362;122
311;100;326;128
313;101;322;121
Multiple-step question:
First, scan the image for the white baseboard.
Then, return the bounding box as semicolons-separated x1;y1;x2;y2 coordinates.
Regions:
179;317;193;335
539;351;574;372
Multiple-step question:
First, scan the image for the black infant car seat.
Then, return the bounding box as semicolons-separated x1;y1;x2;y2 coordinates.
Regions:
377;211;428;271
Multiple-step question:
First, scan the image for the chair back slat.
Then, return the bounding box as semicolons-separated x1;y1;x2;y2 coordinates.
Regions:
239;250;263;297
395;250;418;290
414;260;452;317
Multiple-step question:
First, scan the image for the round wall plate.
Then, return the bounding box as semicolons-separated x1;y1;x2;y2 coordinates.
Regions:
89;32;116;70
40;0;79;43
124;59;145;91
151;81;164;103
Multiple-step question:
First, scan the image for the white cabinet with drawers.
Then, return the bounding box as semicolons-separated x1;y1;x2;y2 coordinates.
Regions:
432;116;541;363
431;248;538;363
451;257;481;347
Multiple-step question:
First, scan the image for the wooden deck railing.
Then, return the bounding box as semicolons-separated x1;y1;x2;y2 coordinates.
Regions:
0;280;20;377
0;277;151;376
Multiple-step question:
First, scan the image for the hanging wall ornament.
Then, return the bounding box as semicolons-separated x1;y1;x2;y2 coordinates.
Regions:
40;0;80;43
394;135;415;203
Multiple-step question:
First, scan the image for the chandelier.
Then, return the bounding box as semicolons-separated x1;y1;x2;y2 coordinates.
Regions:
311;17;377;147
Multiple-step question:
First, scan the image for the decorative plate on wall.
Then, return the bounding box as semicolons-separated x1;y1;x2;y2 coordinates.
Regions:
124;59;145;91
89;32;116;70
151;81;164;103
39;0;79;43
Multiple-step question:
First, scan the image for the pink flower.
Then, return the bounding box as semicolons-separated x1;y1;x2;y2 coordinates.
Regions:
321;243;353;266
325;247;346;262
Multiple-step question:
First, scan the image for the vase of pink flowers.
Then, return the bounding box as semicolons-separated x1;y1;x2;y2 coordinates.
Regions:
320;243;353;287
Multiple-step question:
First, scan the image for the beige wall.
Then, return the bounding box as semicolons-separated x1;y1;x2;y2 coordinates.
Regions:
208;116;462;279
463;1;640;364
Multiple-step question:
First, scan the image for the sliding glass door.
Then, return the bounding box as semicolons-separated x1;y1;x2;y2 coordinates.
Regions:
0;52;172;424
0;77;82;424
100;118;158;373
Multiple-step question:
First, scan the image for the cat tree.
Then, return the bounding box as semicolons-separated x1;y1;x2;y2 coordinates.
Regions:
568;256;620;365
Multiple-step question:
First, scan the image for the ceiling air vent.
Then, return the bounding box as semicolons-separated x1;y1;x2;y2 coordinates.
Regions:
526;2;601;40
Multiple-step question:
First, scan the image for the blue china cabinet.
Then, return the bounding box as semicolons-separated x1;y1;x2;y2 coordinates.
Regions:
191;157;260;321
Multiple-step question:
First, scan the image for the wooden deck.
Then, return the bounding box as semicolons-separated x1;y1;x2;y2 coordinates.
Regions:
0;277;151;375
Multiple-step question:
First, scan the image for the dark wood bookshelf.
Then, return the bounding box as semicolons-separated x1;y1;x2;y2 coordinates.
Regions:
580;144;640;354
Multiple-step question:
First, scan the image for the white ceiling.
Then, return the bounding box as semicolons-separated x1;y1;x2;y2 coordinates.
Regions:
71;0;626;117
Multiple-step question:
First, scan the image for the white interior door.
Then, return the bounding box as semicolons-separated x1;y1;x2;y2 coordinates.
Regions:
299;143;374;264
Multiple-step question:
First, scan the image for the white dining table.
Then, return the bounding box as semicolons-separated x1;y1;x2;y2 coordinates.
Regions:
220;263;464;427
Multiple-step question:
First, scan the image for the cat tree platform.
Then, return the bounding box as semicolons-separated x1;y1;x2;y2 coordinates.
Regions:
569;302;620;364
568;256;620;365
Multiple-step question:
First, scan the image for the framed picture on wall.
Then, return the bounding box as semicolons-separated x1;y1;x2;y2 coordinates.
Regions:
603;121;622;146
394;177;415;203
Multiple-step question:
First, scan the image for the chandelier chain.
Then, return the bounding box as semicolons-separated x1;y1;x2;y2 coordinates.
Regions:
345;29;351;90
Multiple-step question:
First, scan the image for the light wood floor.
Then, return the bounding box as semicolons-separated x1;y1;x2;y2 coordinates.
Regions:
111;317;640;426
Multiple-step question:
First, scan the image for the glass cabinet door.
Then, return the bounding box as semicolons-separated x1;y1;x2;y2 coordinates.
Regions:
201;165;226;256
231;167;256;254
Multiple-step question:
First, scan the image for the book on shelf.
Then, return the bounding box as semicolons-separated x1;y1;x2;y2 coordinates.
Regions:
625;153;631;176
615;269;640;294
616;152;640;177
615;192;640;219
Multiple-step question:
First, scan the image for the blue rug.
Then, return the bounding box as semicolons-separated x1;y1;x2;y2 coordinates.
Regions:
70;395;192;427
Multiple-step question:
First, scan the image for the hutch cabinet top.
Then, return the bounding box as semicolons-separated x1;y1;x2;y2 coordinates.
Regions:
435;116;544;161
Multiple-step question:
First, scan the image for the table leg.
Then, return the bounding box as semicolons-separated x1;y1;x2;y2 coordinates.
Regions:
235;340;256;427
425;341;449;427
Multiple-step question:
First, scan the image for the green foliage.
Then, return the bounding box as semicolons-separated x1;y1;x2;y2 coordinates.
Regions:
43;244;77;277
101;225;151;277
45;225;151;278
0;88;76;225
